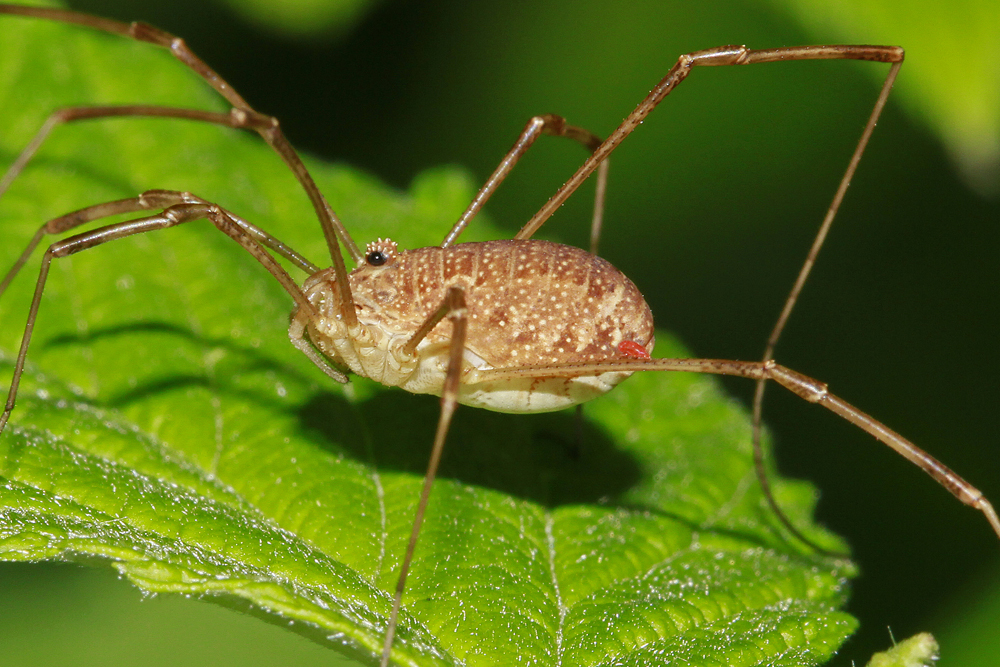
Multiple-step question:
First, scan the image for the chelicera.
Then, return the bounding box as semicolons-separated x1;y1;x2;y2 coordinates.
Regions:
0;5;996;666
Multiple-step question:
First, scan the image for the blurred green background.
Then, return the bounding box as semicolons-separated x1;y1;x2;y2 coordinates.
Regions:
1;0;998;664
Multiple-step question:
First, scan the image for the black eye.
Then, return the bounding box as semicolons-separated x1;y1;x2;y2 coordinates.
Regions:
366;250;387;266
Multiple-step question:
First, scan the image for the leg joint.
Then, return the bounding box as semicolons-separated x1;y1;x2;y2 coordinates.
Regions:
768;363;829;403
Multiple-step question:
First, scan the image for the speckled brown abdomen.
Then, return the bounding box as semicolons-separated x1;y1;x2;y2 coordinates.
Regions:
349;239;654;369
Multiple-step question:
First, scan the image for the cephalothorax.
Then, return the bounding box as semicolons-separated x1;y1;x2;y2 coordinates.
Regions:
0;5;997;667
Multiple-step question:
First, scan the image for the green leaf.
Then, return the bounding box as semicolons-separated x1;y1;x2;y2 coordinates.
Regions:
934;565;1000;666
0;5;858;666
217;0;386;40
865;633;939;667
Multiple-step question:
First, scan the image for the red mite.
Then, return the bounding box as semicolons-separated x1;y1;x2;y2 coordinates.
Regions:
618;340;651;359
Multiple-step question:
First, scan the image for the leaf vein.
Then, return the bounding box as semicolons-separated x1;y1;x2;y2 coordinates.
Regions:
544;512;566;667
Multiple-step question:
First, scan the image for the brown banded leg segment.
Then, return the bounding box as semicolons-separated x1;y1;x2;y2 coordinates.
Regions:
2;107;333;273
0;195;157;299
0;106;234;199
507;43;904;551
749;57;904;551
516;44;904;240
0;196;319;434
476;358;1000;542
381;286;468;667
0;4;360;326
0;190;318;303
441;114;611;254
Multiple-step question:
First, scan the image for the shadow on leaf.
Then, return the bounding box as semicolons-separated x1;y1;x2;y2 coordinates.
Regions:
299;389;643;509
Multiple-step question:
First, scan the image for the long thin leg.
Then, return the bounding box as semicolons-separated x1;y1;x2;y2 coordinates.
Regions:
1;106;332;274
441;114;610;254
475;358;1000;542
515;44;904;241
507;43;904;551
0;5;360;325
0;196;320;434
0;106;229;199
0;189;318;302
1;196;154;299
380;286;468;667
751;59;904;551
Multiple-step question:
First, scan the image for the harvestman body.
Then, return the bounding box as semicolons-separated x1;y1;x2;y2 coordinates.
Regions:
0;5;997;666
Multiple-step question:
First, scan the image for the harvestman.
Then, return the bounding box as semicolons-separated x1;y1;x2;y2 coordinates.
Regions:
0;5;997;666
